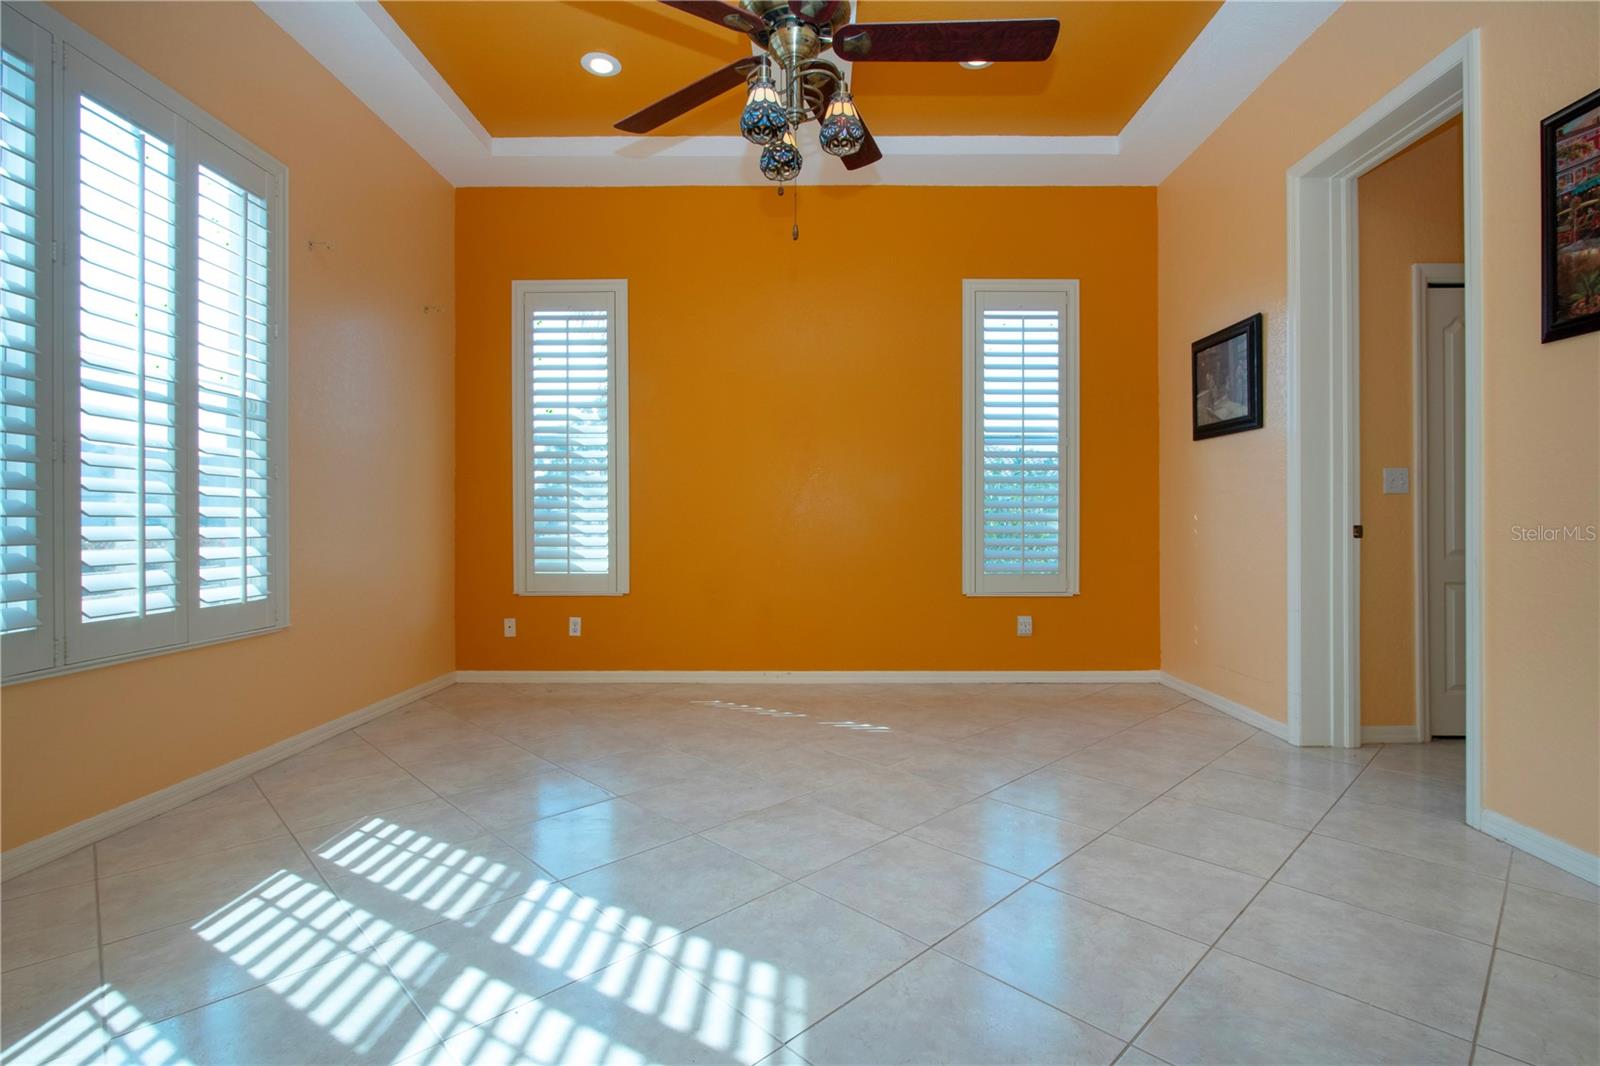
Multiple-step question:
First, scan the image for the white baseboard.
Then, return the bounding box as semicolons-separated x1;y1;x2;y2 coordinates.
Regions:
1479;808;1600;887
0;672;455;878
1157;672;1289;740
454;669;1163;684
1361;724;1424;743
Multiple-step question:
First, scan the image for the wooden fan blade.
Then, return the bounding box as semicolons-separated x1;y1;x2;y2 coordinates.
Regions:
833;19;1060;62
841;122;882;170
660;0;765;35
615;57;759;134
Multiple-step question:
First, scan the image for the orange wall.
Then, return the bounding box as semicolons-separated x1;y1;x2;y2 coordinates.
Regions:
1357;119;1464;730
0;3;456;848
1159;3;1599;853
456;186;1159;671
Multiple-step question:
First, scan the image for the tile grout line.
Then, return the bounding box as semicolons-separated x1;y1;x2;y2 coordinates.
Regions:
91;839;106;1048
1118;739;1520;1055
68;688;1158;1056
92;773;407;1051
1467;854;1514;1065
93;779;331;951
417;868;811;1057
243;768;439;1043
1199;942;1492;1045
771;706;1267;1057
746;703;1188;1052
40;686;1522;1066
53;706;1316;1059
918;725;1272;1049
1113;740;1378;1057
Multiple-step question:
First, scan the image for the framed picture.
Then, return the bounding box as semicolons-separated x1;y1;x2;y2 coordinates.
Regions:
1542;87;1600;343
1192;313;1263;440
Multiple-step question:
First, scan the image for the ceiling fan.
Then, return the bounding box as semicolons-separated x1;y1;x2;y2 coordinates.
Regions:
614;0;1061;180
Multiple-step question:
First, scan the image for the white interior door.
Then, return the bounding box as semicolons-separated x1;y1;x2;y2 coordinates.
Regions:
1425;281;1467;737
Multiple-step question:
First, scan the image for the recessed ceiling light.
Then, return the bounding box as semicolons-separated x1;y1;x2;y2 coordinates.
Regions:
960;60;992;70
581;52;621;77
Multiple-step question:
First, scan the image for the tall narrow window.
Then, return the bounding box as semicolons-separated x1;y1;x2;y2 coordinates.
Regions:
194;161;271;614
1;6;286;683
1;24;53;674
513;280;629;595
962;280;1079;597
74;96;181;629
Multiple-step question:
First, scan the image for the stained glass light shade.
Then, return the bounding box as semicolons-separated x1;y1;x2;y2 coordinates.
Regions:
759;129;803;182
739;76;788;146
818;90;865;157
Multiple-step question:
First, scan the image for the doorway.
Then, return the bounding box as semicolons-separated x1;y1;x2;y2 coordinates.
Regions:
1285;33;1485;828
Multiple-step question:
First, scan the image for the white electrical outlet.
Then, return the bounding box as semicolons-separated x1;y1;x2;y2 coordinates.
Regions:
502;618;516;638
1382;467;1410;494
1017;615;1033;637
568;617;582;637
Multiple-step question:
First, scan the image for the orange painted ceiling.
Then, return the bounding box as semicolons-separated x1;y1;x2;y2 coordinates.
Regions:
380;1;1221;137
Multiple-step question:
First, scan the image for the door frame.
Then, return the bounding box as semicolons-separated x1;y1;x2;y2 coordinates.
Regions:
1285;32;1484;829
1411;262;1465;744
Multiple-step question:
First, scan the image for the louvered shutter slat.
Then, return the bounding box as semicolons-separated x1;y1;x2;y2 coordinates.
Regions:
74;96;180;624
527;307;613;578
981;307;1063;578
192;165;271;610
0;46;42;633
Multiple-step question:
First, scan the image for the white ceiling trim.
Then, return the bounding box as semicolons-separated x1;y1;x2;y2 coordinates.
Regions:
258;0;1339;187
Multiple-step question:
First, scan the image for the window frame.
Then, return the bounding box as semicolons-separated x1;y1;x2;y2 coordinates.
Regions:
961;278;1080;598
511;279;630;597
1;2;289;685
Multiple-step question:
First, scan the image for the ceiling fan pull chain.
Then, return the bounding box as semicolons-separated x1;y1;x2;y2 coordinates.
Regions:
792;179;800;241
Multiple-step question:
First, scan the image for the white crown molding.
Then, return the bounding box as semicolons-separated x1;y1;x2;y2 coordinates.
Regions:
257;0;1339;187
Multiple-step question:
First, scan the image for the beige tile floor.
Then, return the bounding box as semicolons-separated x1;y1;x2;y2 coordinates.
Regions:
2;682;1596;1066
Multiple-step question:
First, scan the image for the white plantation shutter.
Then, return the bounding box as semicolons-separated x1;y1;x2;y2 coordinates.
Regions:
72;94;181;632
190;138;273;637
0;15;54;674
962;281;1079;597
982;307;1062;575
513;281;629;595
2;12;285;682
532;306;611;577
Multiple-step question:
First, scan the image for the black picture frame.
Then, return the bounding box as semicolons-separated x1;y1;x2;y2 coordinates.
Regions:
1542;87;1600;343
1191;313;1263;440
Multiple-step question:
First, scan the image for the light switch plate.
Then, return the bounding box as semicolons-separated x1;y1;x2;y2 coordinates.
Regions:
1382;467;1409;494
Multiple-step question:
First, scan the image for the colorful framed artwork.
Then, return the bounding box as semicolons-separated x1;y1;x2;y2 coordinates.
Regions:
1542;88;1600;343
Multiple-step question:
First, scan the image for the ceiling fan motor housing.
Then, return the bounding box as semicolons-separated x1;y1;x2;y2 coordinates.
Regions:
742;0;853;40
769;22;823;64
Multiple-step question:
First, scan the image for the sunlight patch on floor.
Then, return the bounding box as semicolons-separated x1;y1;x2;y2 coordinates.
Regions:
11;814;798;1066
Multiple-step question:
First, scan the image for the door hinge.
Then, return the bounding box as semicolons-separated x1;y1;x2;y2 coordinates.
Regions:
1352;525;1364;539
